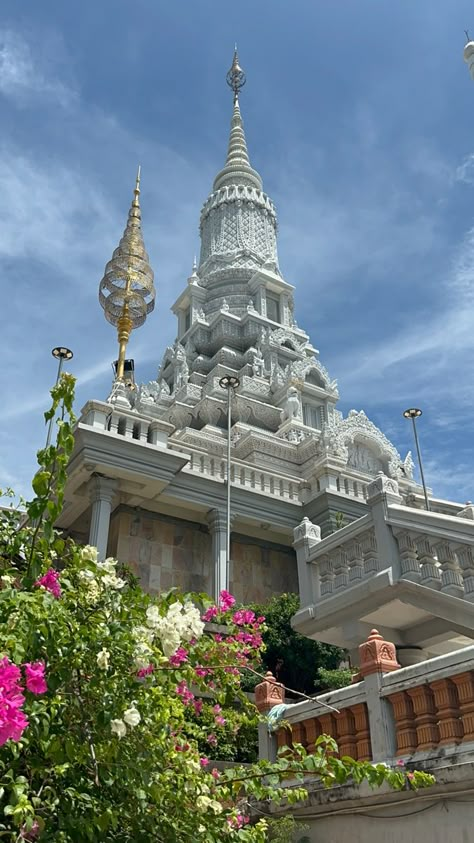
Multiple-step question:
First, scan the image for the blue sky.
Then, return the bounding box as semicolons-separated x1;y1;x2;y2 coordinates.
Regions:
1;1;474;502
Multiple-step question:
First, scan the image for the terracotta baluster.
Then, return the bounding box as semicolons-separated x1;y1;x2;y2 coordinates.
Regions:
350;703;372;761
318;713;338;755
451;672;474;742
386;691;418;756
334;708;357;758
291;721;306;749
430;678;463;746
406;685;439;751
302;717;321;754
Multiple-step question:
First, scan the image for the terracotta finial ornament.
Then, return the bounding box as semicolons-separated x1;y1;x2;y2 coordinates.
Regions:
359;629;400;677
254;671;285;713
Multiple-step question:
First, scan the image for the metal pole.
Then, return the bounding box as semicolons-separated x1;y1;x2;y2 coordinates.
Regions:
219;375;240;592
411;416;430;512
226;385;232;589
46;347;74;449
403;408;430;512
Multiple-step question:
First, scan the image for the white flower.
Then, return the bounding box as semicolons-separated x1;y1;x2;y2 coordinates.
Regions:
146;605;161;628
98;557;118;575
133;641;153;671
182;602;205;641
102;573;126;590
123;706;141;728
96;648;110;670
110;719;127;738
1;575;14;587
80;545;98;563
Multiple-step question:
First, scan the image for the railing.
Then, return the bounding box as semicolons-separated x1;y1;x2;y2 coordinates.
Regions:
175;449;301;503
256;631;474;765
79;400;172;447
294;472;474;606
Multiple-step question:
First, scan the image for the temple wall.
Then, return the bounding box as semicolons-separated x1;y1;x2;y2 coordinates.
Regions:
109;508;213;595
107;507;297;603
230;534;297;604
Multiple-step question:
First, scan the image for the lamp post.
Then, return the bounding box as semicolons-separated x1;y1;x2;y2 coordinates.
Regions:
219;374;240;590
46;347;74;448
403;408;430;511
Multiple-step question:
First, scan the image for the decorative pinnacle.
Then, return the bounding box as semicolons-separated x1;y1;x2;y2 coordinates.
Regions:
133;164;141;208
99;169;155;380
226;46;246;102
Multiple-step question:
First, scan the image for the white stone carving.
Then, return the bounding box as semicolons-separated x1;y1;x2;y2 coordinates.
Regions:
281;387;301;422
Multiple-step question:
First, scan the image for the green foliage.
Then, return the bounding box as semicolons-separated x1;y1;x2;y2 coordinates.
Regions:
249;593;344;695
317;667;355;691
0;375;435;841
265;816;309;842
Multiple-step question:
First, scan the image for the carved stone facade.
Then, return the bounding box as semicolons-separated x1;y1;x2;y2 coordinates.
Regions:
63;65;428;605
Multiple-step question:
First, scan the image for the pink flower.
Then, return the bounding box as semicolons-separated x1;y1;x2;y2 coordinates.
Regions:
256;615;265;624
24;662;47;695
215;715;226;727
396;759;405;767
219;590;236;612
20;819;40;840
169;647;188;667
200;757;209;767
195;666;208;677
175;680;194;705
0;657;28;746
137;664;154;679
193;699;203;715
232;609;255;626
202;606;218;622
212;704;222;714
207;733;217;746
0;657;21;692
211;768;220;780
34;568;61;598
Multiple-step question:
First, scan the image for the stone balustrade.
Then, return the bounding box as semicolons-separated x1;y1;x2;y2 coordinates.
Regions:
292;472;474;655
256;630;474;768
79;400;172;447
181;450;300;502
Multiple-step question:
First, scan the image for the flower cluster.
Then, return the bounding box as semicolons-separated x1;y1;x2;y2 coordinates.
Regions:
34;568;61;598
111;705;141;739
0;657;47;746
146;599;204;658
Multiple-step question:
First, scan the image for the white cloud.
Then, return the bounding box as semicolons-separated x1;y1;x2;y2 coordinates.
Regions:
0;29;75;107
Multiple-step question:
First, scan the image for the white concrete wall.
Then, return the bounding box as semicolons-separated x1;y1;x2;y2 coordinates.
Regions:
302;797;473;843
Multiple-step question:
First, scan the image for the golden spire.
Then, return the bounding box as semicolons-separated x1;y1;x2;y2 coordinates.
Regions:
99;167;155;382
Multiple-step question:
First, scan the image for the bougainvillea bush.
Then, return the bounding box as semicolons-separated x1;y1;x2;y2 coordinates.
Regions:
0;375;434;842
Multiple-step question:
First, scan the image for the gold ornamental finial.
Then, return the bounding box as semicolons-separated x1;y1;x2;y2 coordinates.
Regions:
133;164;141;208
99;168;155;382
226;46;246;103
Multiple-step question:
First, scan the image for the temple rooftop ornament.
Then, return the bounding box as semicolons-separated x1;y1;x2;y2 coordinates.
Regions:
99;166;155;395
226;46;246;102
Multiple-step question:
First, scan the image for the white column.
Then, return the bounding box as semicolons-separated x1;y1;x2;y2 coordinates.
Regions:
88;475;118;560
207;509;227;599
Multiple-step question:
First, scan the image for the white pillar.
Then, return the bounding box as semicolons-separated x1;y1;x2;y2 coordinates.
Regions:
207;509;227;599
88;475;118;560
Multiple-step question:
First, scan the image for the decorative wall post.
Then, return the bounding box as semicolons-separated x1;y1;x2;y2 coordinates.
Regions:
358;628;400;761
293;516;321;605
365;472;403;579
88;475;118;560
255;671;285;762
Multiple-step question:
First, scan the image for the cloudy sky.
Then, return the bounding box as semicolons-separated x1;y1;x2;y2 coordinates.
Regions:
1;1;474;502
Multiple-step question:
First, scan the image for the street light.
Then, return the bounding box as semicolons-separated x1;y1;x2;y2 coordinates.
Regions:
46;347;74;448
403;408;430;511
219;374;240;591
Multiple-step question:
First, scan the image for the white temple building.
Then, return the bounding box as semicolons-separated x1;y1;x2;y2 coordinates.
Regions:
59;53;474;664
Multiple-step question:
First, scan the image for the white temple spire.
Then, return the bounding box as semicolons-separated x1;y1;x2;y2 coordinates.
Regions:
213;50;263;191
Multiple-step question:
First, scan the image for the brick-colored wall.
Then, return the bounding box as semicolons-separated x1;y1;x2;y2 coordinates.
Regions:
108;509;298;603
109;509;212;595
230;535;297;604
